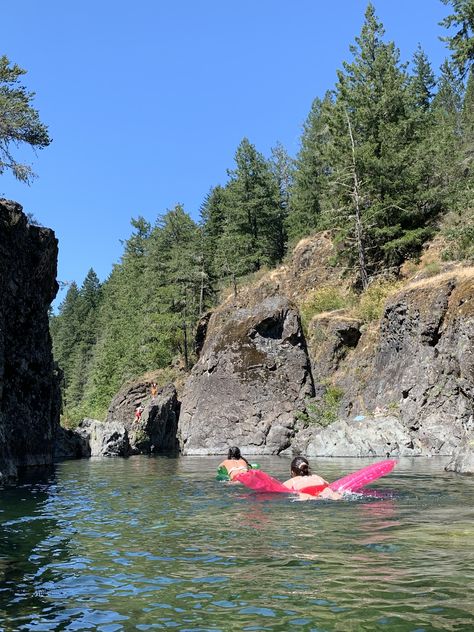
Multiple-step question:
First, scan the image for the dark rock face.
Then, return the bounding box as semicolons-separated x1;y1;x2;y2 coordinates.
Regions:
0;199;60;481
178;296;314;455
307;314;361;385
53;425;90;460
106;382;179;454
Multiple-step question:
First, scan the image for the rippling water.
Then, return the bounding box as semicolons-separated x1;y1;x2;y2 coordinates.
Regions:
1;456;473;631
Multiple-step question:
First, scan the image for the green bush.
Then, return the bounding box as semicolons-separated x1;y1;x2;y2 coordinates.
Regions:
297;385;344;428
353;280;401;323
300;286;355;326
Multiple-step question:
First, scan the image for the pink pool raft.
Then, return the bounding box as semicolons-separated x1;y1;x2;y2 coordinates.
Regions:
235;459;397;497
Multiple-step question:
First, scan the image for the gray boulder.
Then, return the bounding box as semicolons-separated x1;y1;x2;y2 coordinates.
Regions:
76;418;130;457
294;414;421;457
178;295;314;455
445;432;474;474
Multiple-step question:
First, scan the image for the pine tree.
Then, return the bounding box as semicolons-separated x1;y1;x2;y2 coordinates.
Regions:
440;0;474;78
323;4;437;282
288;95;332;243
269;142;293;258
200;184;228;285
222;138;282;273
0;55;51;182
84;218;151;413
144;205;202;369
410;45;436;110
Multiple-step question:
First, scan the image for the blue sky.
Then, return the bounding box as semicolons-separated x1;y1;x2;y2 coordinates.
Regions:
1;1;451;307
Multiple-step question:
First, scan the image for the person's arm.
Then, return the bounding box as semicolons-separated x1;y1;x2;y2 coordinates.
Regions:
318;487;342;500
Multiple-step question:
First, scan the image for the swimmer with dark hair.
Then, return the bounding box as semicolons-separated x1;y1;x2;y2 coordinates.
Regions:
218;446;251;481
283;456;342;500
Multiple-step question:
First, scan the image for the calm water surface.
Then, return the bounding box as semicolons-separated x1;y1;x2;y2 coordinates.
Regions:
1;456;473;631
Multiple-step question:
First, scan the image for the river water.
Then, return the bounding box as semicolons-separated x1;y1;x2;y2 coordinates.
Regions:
1;456;473;631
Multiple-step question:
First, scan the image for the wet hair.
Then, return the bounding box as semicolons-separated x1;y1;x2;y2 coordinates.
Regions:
228;446;250;465
291;456;311;476
228;446;241;460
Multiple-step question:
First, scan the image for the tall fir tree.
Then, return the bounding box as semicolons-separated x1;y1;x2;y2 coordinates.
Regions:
323;3;437;282
288;95;332;243
221;138;281;274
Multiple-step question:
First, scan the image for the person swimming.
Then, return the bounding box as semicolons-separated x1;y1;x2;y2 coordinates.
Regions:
283;456;342;500
218;446;251;481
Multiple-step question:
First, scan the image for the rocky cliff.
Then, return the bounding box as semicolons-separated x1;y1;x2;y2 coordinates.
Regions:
293;270;474;457
177;234;474;458
178;296;314;455
0;199;60;481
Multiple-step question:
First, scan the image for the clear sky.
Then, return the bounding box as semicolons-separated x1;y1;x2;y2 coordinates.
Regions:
1;0;452;307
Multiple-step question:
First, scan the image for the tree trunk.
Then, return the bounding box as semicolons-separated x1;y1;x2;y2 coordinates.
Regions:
345;109;369;290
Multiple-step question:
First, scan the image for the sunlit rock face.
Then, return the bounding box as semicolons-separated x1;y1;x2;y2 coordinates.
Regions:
0;199;60;482
445;433;474;475
299;271;474;457
178;296;314;455
106;381;180;454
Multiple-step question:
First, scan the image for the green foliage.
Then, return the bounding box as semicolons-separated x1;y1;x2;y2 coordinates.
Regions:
423;261;442;276
440;0;474;78
297;386;344;428
0;55;51;182
321;4;441;280
300;286;355;326
354;279;401;323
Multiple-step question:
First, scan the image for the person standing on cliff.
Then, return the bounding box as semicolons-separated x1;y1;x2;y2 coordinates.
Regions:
134;404;144;424
150;382;158;398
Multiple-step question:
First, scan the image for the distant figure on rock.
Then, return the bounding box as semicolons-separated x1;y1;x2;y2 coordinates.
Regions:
150;382;158;398
218;446;251;481
283;456;342;500
134;404;144;424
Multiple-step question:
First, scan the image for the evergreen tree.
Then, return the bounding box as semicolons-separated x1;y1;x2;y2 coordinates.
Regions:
144;205;202;369
410;45;436;110
440;0;474;78
65;270;102;411
288;95;332;242
269;142;293;259
0;55;51;182
200;184;228;284
222;137;281;272
324;4;437;282
84;218;151;412
50;282;81;406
